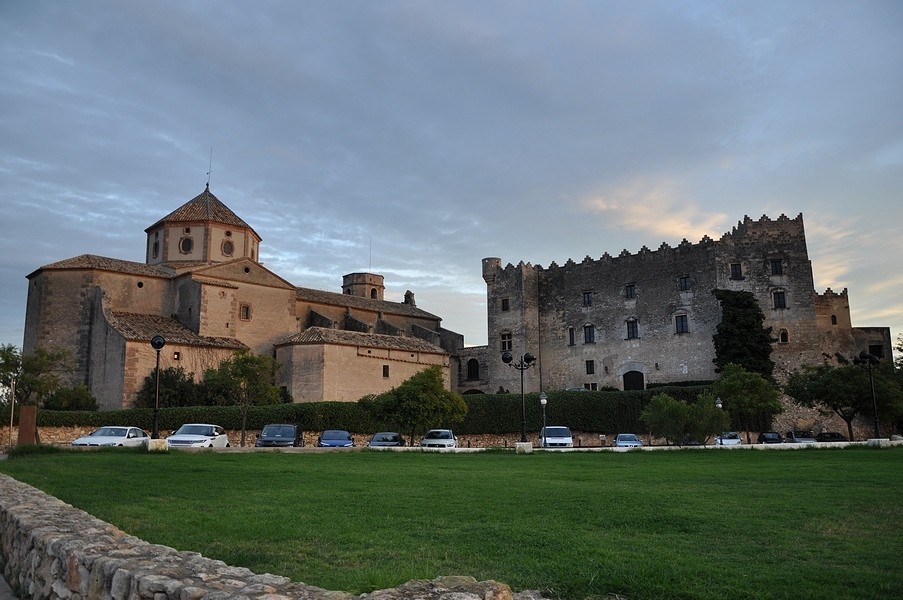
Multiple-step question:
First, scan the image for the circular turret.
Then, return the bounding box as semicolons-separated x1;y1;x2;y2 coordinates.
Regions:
342;272;384;300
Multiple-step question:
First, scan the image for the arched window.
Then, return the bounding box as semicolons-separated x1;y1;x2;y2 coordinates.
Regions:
466;359;480;381
831;314;837;325
371;288;377;299
779;329;789;344
623;370;645;391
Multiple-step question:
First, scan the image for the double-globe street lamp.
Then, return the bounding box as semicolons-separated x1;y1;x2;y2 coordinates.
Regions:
150;335;166;439
502;351;535;443
853;351;881;438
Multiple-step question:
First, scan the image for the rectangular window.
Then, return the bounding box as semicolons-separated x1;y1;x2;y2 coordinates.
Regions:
868;345;884;359
730;263;743;279
584;383;597;391
582;290;593;307
382;365;389;378
501;298;510;311
626;320;638;340
239;304;252;320
586;360;595;375
500;333;512;352
675;315;689;333
770;259;783;275
773;291;786;309
625;283;636;299
568;327;575;346
583;324;595;344
678;275;691;291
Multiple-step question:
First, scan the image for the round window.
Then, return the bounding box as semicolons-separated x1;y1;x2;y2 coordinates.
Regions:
222;240;234;256
179;237;194;253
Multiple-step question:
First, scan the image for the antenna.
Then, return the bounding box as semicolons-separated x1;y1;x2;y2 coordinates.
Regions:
206;147;213;187
369;236;372;271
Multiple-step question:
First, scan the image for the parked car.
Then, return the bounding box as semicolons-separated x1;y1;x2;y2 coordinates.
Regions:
316;429;354;447
757;431;783;444
368;432;405;447
71;426;150;447
715;431;742;446
166;423;230;448
541;426;574;448
614;433;643;448
420;429;457;448
255;423;302;447
816;431;848;443
785;430;817;444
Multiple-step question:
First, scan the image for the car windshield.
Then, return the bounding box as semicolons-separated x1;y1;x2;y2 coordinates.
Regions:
425;430;451;439
323;430;350;439
373;433;399;442
92;427;126;437
176;425;214;436
794;431;814;438
722;432;740;439
543;427;571;437
618;434;638;441
262;425;295;438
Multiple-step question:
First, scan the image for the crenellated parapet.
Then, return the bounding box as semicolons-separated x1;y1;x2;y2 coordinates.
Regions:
720;213;805;244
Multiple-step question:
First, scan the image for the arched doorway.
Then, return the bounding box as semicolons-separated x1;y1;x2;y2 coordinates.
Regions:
623;370;645;391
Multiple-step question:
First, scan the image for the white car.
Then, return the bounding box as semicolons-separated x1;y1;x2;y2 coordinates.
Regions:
420;429;457;448
166;423;230;448
541;426;574;448
72;426;150;447
614;433;643;448
715;431;742;446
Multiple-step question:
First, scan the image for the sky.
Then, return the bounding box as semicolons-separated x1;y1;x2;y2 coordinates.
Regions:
1;0;901;355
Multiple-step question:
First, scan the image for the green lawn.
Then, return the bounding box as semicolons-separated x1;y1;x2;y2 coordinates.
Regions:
2;447;902;600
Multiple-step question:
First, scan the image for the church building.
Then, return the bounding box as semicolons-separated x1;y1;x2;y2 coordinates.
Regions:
23;186;463;409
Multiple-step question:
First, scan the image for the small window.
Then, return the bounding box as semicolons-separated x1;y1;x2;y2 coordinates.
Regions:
779;329;789;344
773;291;786;309
179;237;194;253
500;332;512;352
586;360;595;375
240;304;252;320
626;319;638;340
568;327;575;346
225;230;232;237
370;288;377;299
152;240;159;259
831;314;837;326
501;298;510;311
770;259;783;275
584;383;597;391
675;314;689;334
678;275;691;291
625;284;636;299
382;365;389;378
136;281;144;289
173;351;181;360
730;263;743;280
184;227;191;234
466;358;480;381
222;240;234;256
869;345;884;359
583;324;595;344
582;290;593;307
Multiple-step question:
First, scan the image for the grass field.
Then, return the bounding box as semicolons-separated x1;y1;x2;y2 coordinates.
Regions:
1;446;902;600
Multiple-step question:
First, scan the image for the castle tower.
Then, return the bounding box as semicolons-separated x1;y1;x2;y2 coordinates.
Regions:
144;184;262;266
342;272;385;300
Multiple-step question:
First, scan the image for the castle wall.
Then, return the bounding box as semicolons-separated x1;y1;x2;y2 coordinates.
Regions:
813;288;857;364
87;288;126;410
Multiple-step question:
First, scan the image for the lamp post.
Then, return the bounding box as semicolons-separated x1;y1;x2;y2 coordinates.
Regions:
853;351;881;438
502;351;536;443
539;392;548;448
7;373;15;451
715;396;723;445
150;336;166;439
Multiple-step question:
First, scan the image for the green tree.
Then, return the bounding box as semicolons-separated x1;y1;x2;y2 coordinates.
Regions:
711;289;776;380
0;344;22;406
134;366;203;408
0;345;74;406
785;363;903;440
640;393;688;445
203;350;282;446
361;365;467;445
687;392;731;445
711;363;783;443
43;384;97;411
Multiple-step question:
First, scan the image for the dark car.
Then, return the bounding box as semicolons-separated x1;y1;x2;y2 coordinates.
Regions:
255;423;302;447
757;431;783;444
368;432;405;447
317;429;354;447
816;431;848;443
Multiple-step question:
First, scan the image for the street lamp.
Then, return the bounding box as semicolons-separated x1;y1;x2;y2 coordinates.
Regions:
502;351;536;443
715;396;723;410
7;373;16;451
853;351;881;438
150;335;166;439
539;392;548;448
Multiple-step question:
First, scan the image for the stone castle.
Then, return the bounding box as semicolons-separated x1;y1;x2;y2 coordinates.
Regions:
456;214;891;395
22;189;891;409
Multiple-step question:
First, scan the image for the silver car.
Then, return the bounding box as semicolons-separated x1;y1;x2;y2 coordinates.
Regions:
72;426;150;447
420;429;457;448
614;433;643;448
541;426;574;448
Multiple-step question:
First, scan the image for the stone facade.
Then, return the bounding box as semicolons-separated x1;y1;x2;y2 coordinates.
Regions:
23;187;463;409
458;214;891;394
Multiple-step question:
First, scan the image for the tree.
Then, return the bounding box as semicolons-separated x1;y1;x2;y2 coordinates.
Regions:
361;366;467;446
686;392;731;445
134;366;203;408
203;350;282;446
711;363;783;443
0;344;22;406
43;384;97;411
0;344;74;406
785;363;903;440
640;393;688;445
711;289;775;380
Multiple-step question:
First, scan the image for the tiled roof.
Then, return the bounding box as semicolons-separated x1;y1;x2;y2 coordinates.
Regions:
30;255;174;279
145;185;258;237
109;312;247;349
295;286;440;320
278;326;446;354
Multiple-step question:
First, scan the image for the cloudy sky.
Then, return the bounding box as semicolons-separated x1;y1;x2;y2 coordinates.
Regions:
2;0;901;353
